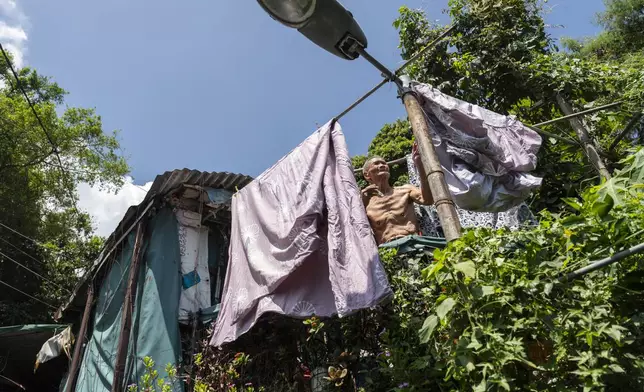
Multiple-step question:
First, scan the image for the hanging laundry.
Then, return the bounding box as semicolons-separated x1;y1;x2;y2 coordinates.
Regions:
210;120;392;347
413;83;543;212
406;155;538;237
175;208;211;323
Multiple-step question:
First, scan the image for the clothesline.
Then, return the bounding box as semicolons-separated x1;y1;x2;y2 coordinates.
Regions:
334;26;455;121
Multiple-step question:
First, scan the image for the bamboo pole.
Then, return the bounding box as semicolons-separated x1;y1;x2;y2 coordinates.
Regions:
111;221;146;392
556;95;611;180
402;92;461;241
64;284;94;392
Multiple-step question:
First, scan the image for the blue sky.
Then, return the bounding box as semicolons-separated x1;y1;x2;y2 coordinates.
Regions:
19;0;606;183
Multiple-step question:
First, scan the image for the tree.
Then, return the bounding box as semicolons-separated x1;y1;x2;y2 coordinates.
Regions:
562;0;644;60
0;53;128;325
368;1;644;211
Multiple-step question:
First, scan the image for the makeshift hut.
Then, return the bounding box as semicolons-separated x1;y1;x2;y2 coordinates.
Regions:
55;169;253;392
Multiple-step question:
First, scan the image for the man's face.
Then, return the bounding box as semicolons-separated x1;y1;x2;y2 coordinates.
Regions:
365;158;390;183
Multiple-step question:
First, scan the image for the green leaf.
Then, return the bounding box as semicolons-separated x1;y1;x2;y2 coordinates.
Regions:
436;298;457;320
562;197;582;211
453;261;476;279
418;315;439;343
472;286;495;298
421;260;444;280
609;364;625;373
605;325;626;343
473;379;487;392
495;378;511;391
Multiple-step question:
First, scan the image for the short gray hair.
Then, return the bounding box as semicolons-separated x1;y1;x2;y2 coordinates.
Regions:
362;156;385;179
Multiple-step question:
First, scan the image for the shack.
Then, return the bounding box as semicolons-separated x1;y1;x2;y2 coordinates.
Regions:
55;169;253;392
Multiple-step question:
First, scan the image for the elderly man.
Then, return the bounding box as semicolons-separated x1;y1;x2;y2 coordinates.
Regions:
361;143;434;245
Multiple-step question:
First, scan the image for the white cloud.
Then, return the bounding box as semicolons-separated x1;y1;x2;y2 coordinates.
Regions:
0;0;28;67
77;177;152;237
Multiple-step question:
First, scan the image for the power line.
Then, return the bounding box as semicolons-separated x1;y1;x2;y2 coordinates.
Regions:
0;278;57;309
0;43;79;207
0;236;44;265
0;249;70;293
0;44;63;167
334;25;454;121
0;220;48;249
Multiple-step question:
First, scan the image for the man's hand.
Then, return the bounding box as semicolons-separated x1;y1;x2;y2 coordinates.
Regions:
412;141;421;164
361;184;381;205
362;184;380;197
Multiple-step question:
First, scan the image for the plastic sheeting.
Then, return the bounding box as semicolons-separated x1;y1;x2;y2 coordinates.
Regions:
35;325;73;371
73;208;183;392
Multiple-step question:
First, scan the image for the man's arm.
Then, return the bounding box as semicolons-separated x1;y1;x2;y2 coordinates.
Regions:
409;142;434;206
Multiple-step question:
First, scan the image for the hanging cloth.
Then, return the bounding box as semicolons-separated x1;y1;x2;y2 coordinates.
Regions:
413;83;543;212
210;120;392;347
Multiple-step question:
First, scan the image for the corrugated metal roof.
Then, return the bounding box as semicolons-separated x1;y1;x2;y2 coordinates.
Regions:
55;169;253;319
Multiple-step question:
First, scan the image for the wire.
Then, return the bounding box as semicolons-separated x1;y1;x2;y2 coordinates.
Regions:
0;236;45;265
0;249;70;293
335;79;388;121
0;220;47;248
0;43;79;207
333;25;455;121
396;25;456;74
0;44;63;167
0;278;58;309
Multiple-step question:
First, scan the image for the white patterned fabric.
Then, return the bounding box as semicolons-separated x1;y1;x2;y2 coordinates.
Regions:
413;83;543;212
407;155;537;237
210;120;392;346
175;208;211;323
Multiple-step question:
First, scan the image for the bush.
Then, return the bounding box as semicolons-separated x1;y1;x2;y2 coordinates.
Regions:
190;151;644;391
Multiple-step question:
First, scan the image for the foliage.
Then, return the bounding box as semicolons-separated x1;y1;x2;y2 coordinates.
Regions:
374;149;644;391
0;52;128;324
384;1;644;212
187;149;644;392
127;357;179;392
563;0;644;60
352;119;412;188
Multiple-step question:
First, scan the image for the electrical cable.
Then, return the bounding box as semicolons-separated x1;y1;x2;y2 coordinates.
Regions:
0;278;58;309
0;249;70;293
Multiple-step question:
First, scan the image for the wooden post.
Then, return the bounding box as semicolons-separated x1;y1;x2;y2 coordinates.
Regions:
402;91;461;241
64;284;94;392
111;221;146;392
556;95;611;180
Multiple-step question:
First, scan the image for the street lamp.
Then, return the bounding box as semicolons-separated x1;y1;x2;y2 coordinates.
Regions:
256;0;461;241
256;0;367;60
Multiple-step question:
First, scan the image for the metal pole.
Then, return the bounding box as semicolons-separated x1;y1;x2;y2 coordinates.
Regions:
402;91;461;241
533;101;622;128
556;95;611;180
111;221;146;392
64;284;94;392
560;241;644;282
354;46;401;85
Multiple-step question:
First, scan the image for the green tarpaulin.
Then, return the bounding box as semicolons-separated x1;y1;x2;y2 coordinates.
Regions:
73;208;183;392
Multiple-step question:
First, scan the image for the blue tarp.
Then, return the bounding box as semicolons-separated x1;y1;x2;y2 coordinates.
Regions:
73;208;183;392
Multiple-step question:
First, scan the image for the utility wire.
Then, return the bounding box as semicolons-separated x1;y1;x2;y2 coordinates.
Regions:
396;25;456;74
0;236;44;265
0;278;57;309
0;43;63;167
334;25;455;121
0;249;70;293
0;43;79;207
0;220;47;248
